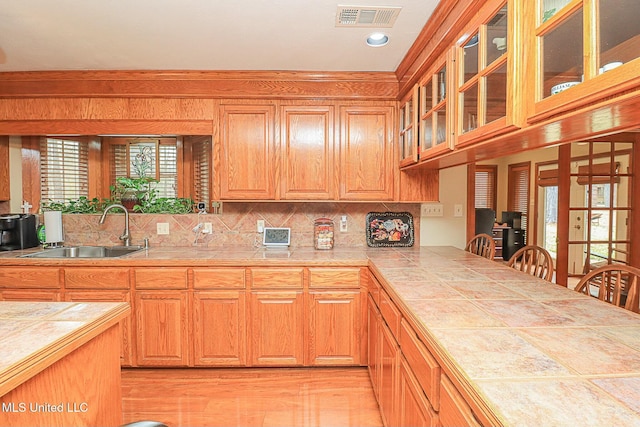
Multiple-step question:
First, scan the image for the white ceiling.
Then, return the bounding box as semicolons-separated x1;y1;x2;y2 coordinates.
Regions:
0;0;440;73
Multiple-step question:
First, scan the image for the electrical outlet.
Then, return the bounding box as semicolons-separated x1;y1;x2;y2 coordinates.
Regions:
340;215;348;232
257;219;265;233
157;222;170;235
202;223;213;234
421;203;444;217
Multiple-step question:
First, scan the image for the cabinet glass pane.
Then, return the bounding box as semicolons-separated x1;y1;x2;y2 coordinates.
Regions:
485;62;508;123
402;128;414;159
599;0;640;73
437;66;447;102
421;114;433;150
542;8;583;99
463;34;479;84
421;78;433;112
487;6;508;66
542;0;572;23
435;107;447;145
461;83;478;133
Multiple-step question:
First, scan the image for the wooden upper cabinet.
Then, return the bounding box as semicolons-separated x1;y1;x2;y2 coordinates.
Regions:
280;104;335;199
0;137;9;201
398;86;419;168
338;104;395;200
418;51;455;162
455;1;522;147
532;0;640;121
218;103;276;200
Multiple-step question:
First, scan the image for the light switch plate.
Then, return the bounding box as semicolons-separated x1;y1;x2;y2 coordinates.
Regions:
454;204;463;217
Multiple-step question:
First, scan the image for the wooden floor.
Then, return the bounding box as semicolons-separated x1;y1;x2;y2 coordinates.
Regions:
121;367;384;427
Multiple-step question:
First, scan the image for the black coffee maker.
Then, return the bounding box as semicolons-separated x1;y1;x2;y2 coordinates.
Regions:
0;214;39;251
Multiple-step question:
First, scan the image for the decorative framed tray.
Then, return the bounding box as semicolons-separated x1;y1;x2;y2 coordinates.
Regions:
366;212;414;247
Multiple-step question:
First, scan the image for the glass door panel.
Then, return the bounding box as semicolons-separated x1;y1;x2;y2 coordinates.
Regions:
541;8;583;99
542;0;573;23
485;63;508;124
461;83;479;133
598;0;640;73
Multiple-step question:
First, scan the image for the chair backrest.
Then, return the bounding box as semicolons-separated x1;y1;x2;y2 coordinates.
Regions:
465;233;496;259
506;245;554;281
574;264;640;313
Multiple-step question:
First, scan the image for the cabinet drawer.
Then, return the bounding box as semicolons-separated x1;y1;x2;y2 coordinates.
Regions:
134;268;188;289
308;268;360;289
380;289;401;337
193;268;246;289
0;267;60;289
400;318;441;410
65;267;130;289
251;268;304;289
439;375;481;427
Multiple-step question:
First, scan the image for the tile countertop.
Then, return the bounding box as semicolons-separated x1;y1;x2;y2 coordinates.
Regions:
367;246;640;427
0;301;130;397
3;245;640;425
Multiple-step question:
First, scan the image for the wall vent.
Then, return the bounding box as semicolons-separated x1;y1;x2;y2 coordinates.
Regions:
336;5;401;27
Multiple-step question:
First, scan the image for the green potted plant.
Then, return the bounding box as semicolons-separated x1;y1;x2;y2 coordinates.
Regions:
111;176;156;210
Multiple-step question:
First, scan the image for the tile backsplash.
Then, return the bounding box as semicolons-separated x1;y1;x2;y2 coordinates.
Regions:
58;202;420;249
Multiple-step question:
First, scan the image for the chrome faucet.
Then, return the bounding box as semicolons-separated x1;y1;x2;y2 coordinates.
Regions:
99;204;131;246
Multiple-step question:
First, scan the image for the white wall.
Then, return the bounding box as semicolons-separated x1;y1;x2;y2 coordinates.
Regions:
420;164;468;249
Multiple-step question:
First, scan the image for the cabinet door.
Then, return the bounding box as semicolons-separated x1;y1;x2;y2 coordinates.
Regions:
398;355;437;427
339;105;395;200
439;375;481;427
379;321;399;427
281;105;335;199
65;290;133;366
193;290;246;366
367;295;382;401
307;290;361;365
135;291;189;366
219;103;276;199
0;137;9;201
249;291;304;366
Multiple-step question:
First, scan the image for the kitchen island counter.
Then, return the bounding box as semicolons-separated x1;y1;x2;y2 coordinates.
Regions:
0;301;130;426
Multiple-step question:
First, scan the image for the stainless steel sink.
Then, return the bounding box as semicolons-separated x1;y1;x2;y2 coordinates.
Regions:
20;245;144;258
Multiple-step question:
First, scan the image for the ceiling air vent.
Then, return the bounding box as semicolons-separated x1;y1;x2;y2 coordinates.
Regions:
336;5;401;27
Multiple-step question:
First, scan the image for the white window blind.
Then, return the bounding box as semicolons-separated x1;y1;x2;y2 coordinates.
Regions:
475;165;497;210
508;162;530;230
40;138;89;202
192;138;211;204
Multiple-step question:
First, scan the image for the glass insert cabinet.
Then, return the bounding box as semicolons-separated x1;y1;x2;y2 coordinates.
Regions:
534;0;640;116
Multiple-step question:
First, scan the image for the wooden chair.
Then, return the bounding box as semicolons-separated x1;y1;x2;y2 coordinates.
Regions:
506;245;554;281
464;233;496;260
574;264;640;313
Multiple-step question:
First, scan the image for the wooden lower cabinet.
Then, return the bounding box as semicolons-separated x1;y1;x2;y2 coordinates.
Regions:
249;291;304;366
65;290;133;366
135;290;189;366
439;375;481;427
367;294;382;400
398;355;438;427
379;320;399;427
307;290;361;365
193;290;246;366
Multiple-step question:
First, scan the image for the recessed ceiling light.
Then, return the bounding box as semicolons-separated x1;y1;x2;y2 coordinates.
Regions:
366;32;389;47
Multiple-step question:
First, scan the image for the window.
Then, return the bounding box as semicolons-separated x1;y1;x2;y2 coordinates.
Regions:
40;138;89;202
475;165;497;210
108;138;179;198
508;162;530;231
